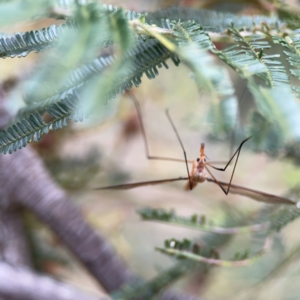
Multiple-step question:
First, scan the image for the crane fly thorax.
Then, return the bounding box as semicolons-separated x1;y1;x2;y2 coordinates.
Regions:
192;142;207;183
191;158;207;183
190;144;207;182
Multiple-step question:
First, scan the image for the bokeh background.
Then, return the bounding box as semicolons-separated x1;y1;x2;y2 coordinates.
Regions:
3;1;300;300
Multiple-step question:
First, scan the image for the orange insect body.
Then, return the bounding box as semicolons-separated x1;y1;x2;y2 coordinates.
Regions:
185;143;206;190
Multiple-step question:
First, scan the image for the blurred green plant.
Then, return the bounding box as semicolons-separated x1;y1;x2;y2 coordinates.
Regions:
2;1;300;155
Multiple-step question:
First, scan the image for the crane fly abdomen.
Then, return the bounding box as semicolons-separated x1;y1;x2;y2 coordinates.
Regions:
185;159;207;190
184;180;198;190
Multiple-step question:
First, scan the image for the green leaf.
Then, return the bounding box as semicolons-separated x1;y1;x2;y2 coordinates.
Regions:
249;82;300;141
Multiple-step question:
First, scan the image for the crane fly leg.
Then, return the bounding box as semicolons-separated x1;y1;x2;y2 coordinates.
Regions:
128;91;192;190
94;177;188;190
165;109;192;190
205;166;228;195
205;136;252;195
128;91;191;163
206;136;251;171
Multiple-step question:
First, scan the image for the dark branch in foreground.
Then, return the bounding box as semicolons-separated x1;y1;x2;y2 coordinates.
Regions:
0;141;204;300
0;86;135;293
0;146;137;292
0;208;31;267
0;84;204;299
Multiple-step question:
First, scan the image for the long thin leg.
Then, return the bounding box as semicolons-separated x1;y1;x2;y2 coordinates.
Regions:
229;85;248;159
205;136;251;195
205;166;228;195
127;92;227;166
206;137;251;171
95;176;188;190
127;91;191;163
165;109;192;190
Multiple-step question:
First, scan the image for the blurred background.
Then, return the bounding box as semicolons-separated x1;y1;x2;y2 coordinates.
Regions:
2;1;300;300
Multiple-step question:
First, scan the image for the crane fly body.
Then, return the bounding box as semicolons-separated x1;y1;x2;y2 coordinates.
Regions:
95;92;298;207
185;143;207;190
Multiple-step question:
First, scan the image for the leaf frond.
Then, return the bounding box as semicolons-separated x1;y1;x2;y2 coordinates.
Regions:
248;81;300;140
0;111;46;154
137;207;269;234
111;262;191;300
0;3;142;59
0;91;83;154
273;33;300;92
112;210;237;299
0;21;77;59
156;237;271;266
223;25;289;87
18;38;177;119
269;207;300;232
146;7;284;32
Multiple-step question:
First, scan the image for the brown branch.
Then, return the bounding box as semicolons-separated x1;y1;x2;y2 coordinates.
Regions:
0;85;136;292
0;208;31;266
0;261;110;300
0;85;204;300
0;146;137;292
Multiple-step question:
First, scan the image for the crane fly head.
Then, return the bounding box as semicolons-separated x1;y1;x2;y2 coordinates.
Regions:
189;142;206;186
200;143;205;157
196;143;206;164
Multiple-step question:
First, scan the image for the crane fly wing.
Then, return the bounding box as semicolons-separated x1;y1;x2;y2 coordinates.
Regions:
206;178;295;205
94;177;189;190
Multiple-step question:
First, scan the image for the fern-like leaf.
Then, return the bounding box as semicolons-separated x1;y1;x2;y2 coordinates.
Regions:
4;38;179;153
223;25;289;87
248;81;300;140
146;7;284;32
0;112;46;154
269;207;300;232
168;21;238;135
0;4;143;59
112;210;237;300
273;33;300;97
156;237;270;266
0;92;82;154
0;21;77;59
137;207;269;234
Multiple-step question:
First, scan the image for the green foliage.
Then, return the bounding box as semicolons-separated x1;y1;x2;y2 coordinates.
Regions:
137;207;269;234
0;21;74;58
145;6;284;32
2;4;300;153
111;263;191;300
0;92;81;154
269;206;300;232
139;206;273;267
112;214;235;299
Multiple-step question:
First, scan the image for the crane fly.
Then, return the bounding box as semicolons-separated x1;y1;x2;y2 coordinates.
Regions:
95;92;296;206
